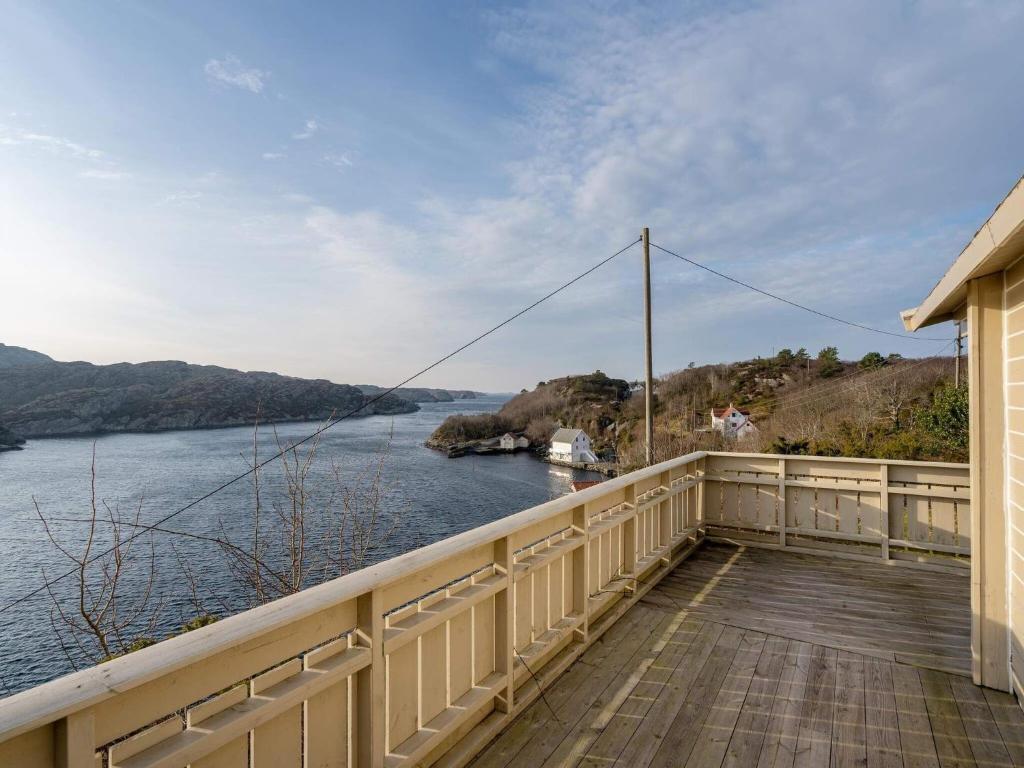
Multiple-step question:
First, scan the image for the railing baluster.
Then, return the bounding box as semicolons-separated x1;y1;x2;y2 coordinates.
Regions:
623;484;637;586
572;504;589;643
493;536;514;714
880;463;890;562
356;588;385;768
55;710;94;768
778;458;787;549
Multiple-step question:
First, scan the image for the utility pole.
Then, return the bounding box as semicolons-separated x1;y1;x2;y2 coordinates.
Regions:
643;227;654;466
954;320;963;387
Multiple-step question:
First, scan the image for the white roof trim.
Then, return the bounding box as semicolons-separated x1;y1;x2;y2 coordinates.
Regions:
904;175;1024;330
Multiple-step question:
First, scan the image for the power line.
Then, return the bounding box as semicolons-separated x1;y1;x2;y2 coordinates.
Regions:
651;242;947;342
0;237;642;617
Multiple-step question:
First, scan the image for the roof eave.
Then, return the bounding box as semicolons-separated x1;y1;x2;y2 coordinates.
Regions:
905;175;1024;331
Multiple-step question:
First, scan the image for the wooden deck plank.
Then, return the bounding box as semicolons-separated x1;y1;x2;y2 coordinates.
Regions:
576;615;704;767
793;644;837;768
720;635;789;768
682;630;768;768
757;640;814;768
613;621;727;767
918;668;975;767
948;674;1013;767
529;611;683;768
892;664;940;768
471;606;666;768
831;651;867;768
646;626;747;768
647;543;971;678
982;687;1024;766
466;544;1024;768
864;657;902;768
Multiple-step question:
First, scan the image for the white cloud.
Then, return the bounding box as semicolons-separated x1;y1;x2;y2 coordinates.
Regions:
292;119;318;139
204;55;266;93
0;125;104;159
79;169;130;180
262;152;286;160
322;152;353;170
163;191;203;205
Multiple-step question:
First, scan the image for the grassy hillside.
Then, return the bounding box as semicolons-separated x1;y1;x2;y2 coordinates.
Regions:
617;348;964;468
431;348;966;469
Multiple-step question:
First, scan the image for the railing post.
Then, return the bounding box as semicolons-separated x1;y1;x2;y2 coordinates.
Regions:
623;485;637;583
880;463;890;562
356;589;385;768
55;710;94;768
778;458;787;549
493;536;515;713
696;456;707;534
572;504;590;642
659;470;672;547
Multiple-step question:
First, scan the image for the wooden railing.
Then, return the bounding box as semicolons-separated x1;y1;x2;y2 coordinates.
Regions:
702;453;970;567
0;452;968;768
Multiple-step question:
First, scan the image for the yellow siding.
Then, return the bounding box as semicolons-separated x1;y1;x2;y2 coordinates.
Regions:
1007;265;1024;697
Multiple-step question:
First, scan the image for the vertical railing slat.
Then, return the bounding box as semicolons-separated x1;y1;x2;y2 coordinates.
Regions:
493;537;514;714
55;711;94;768
778;458;787;549
880;463;890;562
356;589;385;768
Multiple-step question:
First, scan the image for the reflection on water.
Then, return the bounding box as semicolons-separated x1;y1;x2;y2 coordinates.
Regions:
0;396;603;695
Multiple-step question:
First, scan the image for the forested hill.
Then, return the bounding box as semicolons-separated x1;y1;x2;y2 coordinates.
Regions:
427;371;630;454
428;348;966;468
0;343;418;441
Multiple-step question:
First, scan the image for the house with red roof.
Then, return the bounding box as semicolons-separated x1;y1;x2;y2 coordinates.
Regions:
710;404;757;439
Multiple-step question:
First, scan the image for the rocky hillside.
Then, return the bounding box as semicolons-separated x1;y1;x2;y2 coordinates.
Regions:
428;371;630;455
0;344;418;440
356;385;481;403
0;343;53;368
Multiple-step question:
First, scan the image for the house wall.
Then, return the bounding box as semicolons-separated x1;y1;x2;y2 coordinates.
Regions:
968;273;1009;691
1005;259;1024;698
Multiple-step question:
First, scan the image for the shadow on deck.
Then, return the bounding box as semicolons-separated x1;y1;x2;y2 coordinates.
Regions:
470;542;1024;768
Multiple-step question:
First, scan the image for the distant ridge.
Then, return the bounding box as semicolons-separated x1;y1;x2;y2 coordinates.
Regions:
0;343;53;368
356;384;484;403
0;344;420;442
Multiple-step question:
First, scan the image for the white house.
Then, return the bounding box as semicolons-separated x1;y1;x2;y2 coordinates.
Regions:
549;428;599;463
499;433;529;451
710;404;758;439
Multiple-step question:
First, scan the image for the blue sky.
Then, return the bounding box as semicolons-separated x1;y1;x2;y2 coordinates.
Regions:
2;1;1023;391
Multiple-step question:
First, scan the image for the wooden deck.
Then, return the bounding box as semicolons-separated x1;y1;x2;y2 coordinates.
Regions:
470;543;1024;768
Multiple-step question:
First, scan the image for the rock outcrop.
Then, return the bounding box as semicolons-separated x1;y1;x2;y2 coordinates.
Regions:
0;422;25;451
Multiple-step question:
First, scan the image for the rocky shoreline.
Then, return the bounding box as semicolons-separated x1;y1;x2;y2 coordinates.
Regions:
424;435;531;458
0;423;25;452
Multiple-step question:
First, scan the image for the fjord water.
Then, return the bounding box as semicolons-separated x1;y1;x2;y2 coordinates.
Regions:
0;396;602;696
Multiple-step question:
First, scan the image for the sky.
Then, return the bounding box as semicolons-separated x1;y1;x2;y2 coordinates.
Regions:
1;0;1023;392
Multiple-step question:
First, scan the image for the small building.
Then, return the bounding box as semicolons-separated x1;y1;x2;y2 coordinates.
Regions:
499;433;529;451
549;428;599;463
711;404;758;439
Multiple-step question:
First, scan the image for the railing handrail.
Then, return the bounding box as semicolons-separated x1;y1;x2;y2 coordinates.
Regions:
705;450;969;470
0;450;707;744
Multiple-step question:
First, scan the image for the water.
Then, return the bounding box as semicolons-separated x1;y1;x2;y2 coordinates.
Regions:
0;396;602;696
